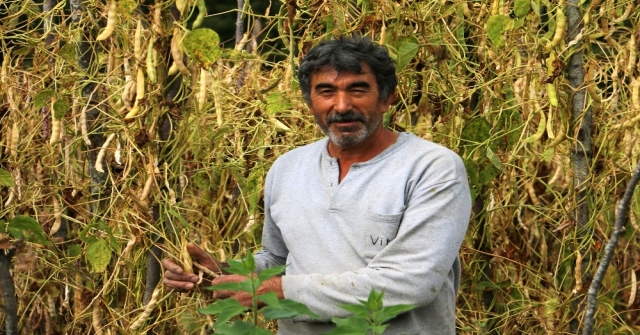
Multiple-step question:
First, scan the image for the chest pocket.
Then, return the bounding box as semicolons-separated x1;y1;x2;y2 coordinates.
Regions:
362;211;403;261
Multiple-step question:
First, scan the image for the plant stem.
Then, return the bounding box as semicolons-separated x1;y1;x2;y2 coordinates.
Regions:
43;0;57;47
472;189;499;335
70;0;108;213
582;159;640;335
0;249;18;335
235;0;245;45
566;0;592;332
252;276;259;326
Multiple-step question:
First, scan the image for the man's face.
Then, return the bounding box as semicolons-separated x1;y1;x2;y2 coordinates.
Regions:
308;64;393;148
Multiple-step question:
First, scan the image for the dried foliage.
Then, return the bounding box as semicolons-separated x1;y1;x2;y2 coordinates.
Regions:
0;0;638;334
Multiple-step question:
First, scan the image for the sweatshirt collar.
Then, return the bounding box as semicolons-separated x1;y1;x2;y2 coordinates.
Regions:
321;132;413;166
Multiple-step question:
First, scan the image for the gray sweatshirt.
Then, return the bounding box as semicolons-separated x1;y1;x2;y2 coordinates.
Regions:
254;132;472;334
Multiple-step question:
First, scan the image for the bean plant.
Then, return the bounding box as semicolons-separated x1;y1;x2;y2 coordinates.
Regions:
198;253;318;334
198;253;415;335
0;0;639;334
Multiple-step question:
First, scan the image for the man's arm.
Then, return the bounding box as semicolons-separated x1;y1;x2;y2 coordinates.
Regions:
253;163;289;273
281;178;471;321
210;274;284;306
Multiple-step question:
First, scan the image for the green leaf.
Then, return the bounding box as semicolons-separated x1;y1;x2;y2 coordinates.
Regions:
214;321;264;335
97;220;118;251
245;168;264;214
59;43;76;64
8;215;48;245
510;286;526;304
261;296;320;320
479;162;500;185
190;171;211;190
485;147;504;172
178;311;206;334
0;169;14;187
86;238;112;273
383;110;391;129
323;15;334;35
396;36;420;71
67;243;82;257
498;108;523;150
323;327;369;335
370;325;388;335
260;306;303;320
325;316;370;334
514;0;531;17
542;147;554;163
377;304;416;324
475;280;503;291
495;280;512;289
34;90;55;109
53;99;70;119
183;28;222;68
363;289;383;311
465;162;480;200
530;0;540;16
460;118;491;146
486;15;511;47
219;49;257;62
257;265;286;282
248;327;273;335
199;299;249;323
224;254;256;276
258;291;281;308
514;15;526;29
455;5;468;54
207;281;253;293
266;92;293;117
121;0;138;18
78;222;99;245
167;209;192;229
338;303;370;319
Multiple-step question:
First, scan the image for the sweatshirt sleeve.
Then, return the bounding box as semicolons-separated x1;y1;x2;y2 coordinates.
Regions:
254;164;288;272
281;171;471;321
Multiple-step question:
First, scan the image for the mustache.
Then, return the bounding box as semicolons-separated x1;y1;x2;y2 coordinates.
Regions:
326;111;366;124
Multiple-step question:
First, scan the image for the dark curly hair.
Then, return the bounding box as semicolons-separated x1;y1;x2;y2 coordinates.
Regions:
297;36;397;104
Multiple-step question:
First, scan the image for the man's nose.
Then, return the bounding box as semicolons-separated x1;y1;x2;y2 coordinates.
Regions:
334;91;352;113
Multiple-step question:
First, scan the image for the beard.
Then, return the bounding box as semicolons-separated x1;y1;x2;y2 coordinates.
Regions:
315;110;381;148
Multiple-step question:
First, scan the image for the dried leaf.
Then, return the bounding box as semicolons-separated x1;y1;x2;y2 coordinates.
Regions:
14;244;37;271
0;233;9;249
86;239;112;273
183;28;222;68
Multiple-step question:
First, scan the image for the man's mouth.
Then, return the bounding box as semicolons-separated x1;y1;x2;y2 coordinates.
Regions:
329;121;363;134
326;111;366;126
331;120;361;126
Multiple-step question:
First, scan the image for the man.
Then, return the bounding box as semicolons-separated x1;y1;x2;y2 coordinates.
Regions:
163;36;471;334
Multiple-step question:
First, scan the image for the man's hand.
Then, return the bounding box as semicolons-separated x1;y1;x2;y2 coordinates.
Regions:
162;243;223;292
211;274;284;307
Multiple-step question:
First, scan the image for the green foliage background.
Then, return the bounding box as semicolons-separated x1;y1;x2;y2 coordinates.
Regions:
0;0;639;334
